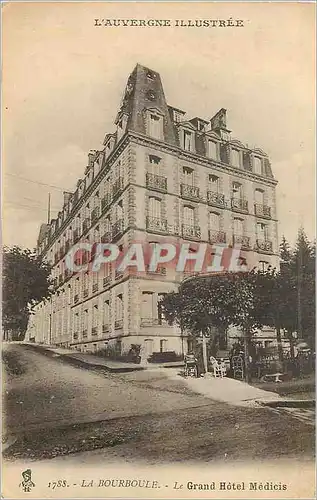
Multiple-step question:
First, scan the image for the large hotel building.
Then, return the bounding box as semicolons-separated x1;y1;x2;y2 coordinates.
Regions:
26;64;279;359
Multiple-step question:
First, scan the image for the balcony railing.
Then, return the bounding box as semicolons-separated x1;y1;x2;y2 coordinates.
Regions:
101;231;112;243
146;216;167;233
92;283;99;293
101;194;112;213
91;207;100;223
146;173;167;192
182;224;201;240
233;234;250;249
115;269;124;280
254;204;271;218
83;289;89;298
74;294;79;304
112;177;124;198
180;184;200;201
103;276;111;288
82;218;90;234
102;324;110;334
207;191;225;208
208;230;226;244
141;318;159;327
255;239;273;253
112;219;124;240
231;197;248;213
146;266;167;276
115;319;123;329
92;326;97;336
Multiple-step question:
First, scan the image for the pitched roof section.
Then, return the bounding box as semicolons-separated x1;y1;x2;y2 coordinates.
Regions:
118;64;178;146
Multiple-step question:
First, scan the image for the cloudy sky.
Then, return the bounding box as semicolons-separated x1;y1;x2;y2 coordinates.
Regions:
3;1;315;249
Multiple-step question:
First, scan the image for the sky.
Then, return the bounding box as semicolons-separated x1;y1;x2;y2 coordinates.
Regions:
3;1;315;249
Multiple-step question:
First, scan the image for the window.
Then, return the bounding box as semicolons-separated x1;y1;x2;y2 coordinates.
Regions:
254;157;262;175
183;205;194;226
232;149;240;168
149;114;162;140
117;200;123;220
116;294;123;320
160;339;168;352
257;222;268;241
255;189;264;205
208;141;217;159
183;167;194;185
183;130;192;151
103;300;110;325
83;309;88;330
141;292;153;319
209;212;220;231
149;197;162;219
149;155;161;165
92;304;98;328
74;312;79;334
259;260;269;272
232;182;243;199
234;218;244;235
209;174;219;192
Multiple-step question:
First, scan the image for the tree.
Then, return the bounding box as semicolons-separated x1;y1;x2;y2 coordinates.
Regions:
3;246;52;340
161;270;274;380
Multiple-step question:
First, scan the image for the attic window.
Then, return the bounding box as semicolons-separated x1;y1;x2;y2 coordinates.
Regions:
183;130;193;151
149;155;161;164
146;71;156;81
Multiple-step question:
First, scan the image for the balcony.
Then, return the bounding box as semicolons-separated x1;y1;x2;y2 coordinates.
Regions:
146;173;167;193
208;230;226;244
115;269;124;280
182;224;201;240
112;177;124;199
102;324;110;334
141;318;159;327
101;231;112;243
91;207;100;223
180;184;200;201
82;218;90;234
146;216;167;234
92;283;99;293
112;219;124;240
233;234;251;249
207;191;225;208
83;289;89;298
103;276;111;288
254;204;271;219
92;326;98;336
231;197;248;213
101;194;112;213
73;228;80;243
115;319;123;329
74;294;79;304
255;239;273;253
146;266;167;276
82;329;88;339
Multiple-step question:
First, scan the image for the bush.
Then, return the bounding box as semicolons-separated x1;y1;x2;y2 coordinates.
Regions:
148;351;183;363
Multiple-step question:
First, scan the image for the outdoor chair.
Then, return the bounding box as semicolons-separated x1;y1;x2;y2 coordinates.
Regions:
231;355;244;380
209;356;223;378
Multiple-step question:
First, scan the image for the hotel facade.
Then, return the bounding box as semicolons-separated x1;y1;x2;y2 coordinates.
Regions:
26;64;279;359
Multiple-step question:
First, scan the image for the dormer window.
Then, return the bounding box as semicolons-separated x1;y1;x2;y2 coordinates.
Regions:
254;156;263;175
116;114;128;142
231;149;241;168
148;112;163;140
207;140;217;160
183;130;192;151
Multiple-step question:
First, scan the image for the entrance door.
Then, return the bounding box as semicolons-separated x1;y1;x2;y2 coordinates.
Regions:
144;339;154;360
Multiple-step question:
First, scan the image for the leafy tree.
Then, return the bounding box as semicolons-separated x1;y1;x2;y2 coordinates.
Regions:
3;246;52;340
161;270;274;380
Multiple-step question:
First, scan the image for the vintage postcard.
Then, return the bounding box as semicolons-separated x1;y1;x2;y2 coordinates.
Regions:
2;1;316;499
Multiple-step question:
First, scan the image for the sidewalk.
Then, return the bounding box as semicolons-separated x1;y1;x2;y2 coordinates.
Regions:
181;374;288;407
24;343;144;373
